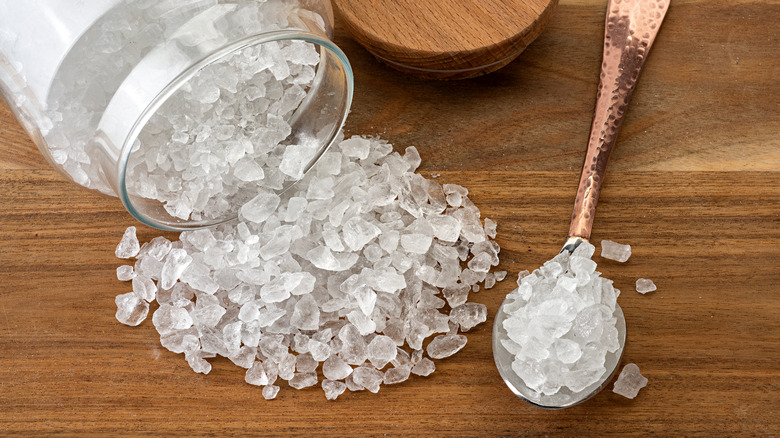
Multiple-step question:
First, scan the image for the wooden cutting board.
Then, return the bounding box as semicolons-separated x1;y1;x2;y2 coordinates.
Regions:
332;0;559;79
1;0;779;435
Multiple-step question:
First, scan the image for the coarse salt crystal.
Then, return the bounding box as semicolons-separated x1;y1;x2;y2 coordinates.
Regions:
612;363;648;399
635;278;657;294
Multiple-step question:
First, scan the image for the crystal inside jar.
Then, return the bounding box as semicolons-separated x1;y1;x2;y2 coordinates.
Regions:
0;0;353;230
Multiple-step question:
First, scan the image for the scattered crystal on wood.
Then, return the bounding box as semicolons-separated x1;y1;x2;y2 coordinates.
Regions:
116;226;140;259
262;384;280;400
115;292;149;326
635;278;657;294
612;363;648;399
600;240;632;262
426;334;468;359
449;303;487;332
322;379;347;400
411;358;436;377
116;265;135;281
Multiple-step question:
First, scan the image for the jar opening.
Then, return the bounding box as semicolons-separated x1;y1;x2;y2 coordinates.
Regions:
117;33;352;231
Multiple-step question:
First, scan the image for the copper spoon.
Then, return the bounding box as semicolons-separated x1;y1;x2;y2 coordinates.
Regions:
492;0;670;409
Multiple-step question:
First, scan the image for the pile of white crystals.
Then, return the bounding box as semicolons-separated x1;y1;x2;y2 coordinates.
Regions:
114;135;505;399
500;241;621;399
126;39;321;221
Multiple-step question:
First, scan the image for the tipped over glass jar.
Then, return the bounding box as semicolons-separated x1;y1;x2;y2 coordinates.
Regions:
0;0;353;230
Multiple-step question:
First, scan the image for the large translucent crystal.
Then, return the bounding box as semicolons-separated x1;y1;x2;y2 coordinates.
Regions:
115;226;140;259
322;379;347;400
115;292;149;326
426;334;468;359
600;240;631;262
635;278;656;294
612;363;648;399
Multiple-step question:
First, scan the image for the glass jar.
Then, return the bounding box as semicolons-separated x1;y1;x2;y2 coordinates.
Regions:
0;0;353;230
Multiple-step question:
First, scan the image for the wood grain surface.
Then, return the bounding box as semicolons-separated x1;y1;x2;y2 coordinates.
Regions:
332;0;558;78
1;0;779;436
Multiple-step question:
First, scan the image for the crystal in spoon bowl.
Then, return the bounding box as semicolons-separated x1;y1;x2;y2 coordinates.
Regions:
492;295;626;409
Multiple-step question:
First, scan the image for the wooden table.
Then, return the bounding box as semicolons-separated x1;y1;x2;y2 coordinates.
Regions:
1;1;778;435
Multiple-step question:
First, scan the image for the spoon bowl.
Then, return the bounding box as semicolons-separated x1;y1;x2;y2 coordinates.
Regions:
492;297;626;409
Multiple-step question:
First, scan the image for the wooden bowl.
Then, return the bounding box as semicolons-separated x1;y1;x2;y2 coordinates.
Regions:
332;0;559;80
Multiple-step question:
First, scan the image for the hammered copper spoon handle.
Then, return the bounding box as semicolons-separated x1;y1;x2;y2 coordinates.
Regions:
565;0;670;250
